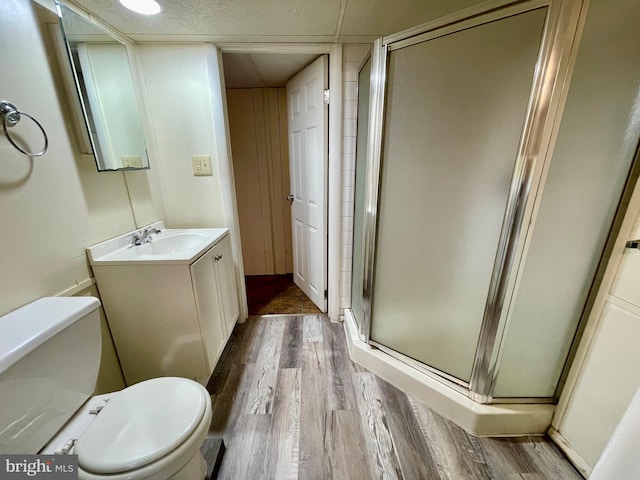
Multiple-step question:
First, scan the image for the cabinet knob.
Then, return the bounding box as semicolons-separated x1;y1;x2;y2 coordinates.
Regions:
214;254;223;261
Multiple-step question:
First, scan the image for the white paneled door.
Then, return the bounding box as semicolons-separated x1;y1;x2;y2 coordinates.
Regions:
286;55;328;312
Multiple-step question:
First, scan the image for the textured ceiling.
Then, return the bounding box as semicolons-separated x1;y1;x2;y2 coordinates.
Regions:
62;0;483;88
68;0;483;43
223;53;319;88
340;0;482;37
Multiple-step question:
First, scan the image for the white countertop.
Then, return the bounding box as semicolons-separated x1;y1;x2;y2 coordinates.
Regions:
87;222;229;266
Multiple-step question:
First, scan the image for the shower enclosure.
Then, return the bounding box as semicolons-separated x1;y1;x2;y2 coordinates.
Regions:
349;0;633;407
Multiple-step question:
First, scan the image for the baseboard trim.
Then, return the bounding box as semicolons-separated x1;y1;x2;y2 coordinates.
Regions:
55;278;96;298
547;427;590;478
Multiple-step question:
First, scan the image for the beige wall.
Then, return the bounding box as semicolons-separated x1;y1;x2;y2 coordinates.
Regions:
137;43;247;319
227;88;293;276
138;44;226;229
0;0;170;389
76;285;126;393
0;0;139;315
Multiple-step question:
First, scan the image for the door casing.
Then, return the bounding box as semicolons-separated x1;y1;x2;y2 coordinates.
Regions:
217;43;344;321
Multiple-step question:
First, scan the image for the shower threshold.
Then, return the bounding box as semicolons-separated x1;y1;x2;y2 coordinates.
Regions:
343;309;554;437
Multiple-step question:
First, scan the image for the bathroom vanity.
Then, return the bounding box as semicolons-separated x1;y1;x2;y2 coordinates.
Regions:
87;223;239;385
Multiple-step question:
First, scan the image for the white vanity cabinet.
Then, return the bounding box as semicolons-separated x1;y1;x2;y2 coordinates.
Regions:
190;236;239;371
89;228;239;386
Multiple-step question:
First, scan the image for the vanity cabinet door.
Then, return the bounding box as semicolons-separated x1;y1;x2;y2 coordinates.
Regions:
213;236;240;336
190;249;226;372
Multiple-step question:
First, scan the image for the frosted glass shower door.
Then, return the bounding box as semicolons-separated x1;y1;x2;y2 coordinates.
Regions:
350;57;371;329
370;8;547;383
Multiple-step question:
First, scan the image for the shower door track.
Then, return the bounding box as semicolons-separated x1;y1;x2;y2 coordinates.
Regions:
350;309;557;405
370;337;556;404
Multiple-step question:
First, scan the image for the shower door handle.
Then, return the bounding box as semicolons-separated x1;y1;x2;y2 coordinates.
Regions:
626;239;640;249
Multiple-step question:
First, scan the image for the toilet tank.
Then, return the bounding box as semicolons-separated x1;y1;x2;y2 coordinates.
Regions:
0;297;102;454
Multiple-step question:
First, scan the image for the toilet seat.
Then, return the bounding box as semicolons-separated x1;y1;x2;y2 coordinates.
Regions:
74;377;212;480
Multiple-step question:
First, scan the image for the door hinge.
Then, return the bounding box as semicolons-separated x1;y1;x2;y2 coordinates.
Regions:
323;89;330;104
324;289;328;299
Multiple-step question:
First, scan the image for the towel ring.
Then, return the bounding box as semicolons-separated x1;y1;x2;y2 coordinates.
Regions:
0;100;48;157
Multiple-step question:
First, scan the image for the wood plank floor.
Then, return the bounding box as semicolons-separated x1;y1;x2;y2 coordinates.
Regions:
206;315;583;480
245;275;323;315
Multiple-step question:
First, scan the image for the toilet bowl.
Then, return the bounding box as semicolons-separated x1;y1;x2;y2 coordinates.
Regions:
59;377;212;480
0;297;212;480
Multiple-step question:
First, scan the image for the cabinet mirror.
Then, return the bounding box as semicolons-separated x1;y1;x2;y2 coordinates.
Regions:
56;2;149;171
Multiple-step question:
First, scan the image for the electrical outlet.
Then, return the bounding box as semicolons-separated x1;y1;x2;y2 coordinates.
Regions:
192;155;213;176
121;155;143;168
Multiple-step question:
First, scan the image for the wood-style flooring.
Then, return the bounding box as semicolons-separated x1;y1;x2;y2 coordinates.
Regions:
246;275;322;315
206;315;583;480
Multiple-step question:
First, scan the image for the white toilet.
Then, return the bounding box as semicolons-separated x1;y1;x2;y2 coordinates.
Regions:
0;296;212;480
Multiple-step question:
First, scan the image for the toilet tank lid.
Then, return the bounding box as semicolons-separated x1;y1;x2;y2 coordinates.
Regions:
0;297;100;375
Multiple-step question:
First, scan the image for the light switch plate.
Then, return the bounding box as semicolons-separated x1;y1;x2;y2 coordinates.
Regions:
121;155;143;168
192;155;213;176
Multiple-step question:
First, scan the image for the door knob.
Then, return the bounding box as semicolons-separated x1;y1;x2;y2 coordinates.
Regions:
626;240;640;249
286;194;294;202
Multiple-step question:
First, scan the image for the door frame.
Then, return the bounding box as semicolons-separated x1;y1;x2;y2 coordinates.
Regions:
216;43;343;321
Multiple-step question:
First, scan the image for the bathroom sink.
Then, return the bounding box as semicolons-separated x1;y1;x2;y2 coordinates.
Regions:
87;222;229;265
137;232;208;256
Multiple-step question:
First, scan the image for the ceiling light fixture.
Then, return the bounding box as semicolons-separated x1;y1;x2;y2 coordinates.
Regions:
119;0;163;15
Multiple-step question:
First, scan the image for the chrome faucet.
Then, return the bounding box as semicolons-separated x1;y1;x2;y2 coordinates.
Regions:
129;227;161;246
